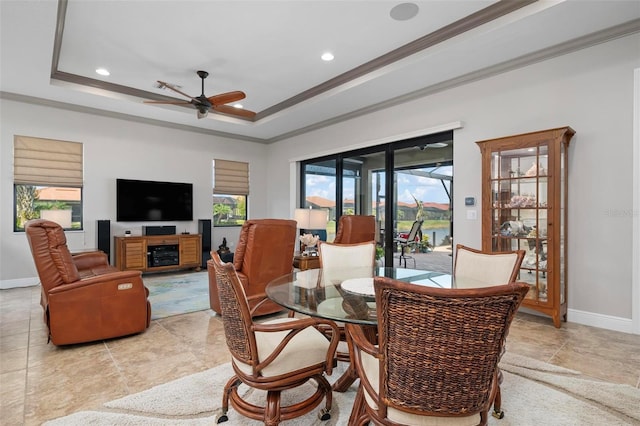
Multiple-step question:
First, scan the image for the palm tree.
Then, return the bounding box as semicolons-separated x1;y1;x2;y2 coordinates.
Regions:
15;185;38;229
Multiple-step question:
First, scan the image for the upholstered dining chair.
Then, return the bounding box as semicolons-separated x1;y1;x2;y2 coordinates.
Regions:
210;252;340;425
24;219;151;345
346;278;529;426
316;240;377;364
453;243;526;419
318;240;377;284
453;244;525;288
333;215;376;244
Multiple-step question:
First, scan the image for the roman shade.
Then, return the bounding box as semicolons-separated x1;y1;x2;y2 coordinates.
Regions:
14;136;83;186
213;159;249;195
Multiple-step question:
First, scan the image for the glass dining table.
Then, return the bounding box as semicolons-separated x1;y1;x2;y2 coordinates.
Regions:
266;266;454;325
266;266;460;391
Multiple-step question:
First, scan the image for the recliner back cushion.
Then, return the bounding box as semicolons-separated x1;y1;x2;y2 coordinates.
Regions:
334;215;376;244
233;219;296;288
25;220;80;291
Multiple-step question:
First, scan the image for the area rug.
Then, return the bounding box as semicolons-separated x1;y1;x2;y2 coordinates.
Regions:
44;352;640;425
144;271;210;320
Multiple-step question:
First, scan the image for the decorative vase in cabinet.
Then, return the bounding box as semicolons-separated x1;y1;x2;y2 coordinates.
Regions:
476;127;575;327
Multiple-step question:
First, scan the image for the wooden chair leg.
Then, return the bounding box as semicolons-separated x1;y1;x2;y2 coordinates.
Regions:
492;369;505;419
264;390;282;426
349;385;368;426
217;376;241;423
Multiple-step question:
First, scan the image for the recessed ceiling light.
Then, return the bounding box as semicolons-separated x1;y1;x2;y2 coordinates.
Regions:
390;3;419;21
233;104;243;109
321;52;334;62
95;68;110;76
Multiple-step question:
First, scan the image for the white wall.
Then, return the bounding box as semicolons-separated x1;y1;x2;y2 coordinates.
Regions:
267;34;640;332
0;101;268;285
2;34;638;332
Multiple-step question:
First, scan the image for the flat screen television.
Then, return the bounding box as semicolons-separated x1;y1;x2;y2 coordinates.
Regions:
117;179;193;222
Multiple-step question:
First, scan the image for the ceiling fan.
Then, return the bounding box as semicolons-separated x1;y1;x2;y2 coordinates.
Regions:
144;70;256;120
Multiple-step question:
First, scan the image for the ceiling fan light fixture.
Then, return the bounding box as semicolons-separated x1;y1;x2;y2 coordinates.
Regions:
197;107;208;119
144;70;256;120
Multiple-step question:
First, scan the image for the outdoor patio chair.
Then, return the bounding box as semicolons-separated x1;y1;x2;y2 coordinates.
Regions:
393;219;422;268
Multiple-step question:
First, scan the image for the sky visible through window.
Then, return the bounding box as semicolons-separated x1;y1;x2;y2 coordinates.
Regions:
306;165;452;204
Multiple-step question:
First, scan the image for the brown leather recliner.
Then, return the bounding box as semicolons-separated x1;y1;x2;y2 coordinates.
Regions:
207;219;296;317
25;219;151;345
333;215;376;244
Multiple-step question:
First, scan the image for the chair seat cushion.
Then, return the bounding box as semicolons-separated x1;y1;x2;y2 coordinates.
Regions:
360;350;480;426
234;318;330;377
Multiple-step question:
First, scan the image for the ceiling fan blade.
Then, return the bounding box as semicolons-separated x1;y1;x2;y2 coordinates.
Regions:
213;104;256;119
207;91;246;106
156;80;197;101
144;100;192;105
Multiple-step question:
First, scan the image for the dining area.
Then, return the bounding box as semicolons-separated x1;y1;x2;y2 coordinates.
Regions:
208;216;529;426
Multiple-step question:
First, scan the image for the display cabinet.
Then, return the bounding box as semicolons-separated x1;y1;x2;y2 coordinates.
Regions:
476;127;575;327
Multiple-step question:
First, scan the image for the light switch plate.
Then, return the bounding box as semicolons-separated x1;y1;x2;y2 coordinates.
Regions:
466;210;477;220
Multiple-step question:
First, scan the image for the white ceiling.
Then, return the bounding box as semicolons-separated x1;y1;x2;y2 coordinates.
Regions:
1;1;639;143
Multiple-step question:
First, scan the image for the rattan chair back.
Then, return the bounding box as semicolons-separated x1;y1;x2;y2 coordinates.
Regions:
353;278;529;424
210;252;257;366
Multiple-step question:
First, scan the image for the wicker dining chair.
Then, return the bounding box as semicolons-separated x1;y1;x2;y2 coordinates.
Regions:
454;244;525;287
316;240;377;364
454;243;526;418
210;252;340;425
346;278;529;426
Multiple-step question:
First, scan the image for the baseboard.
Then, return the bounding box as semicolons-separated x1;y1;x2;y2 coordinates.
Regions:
496;306;636;335
567;308;635;334
0;277;39;290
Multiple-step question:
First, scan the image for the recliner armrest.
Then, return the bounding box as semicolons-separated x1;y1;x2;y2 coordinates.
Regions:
48;270;145;294
72;251;109;270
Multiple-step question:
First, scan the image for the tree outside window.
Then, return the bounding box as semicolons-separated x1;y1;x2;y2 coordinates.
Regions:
14;185;82;231
213;195;246;227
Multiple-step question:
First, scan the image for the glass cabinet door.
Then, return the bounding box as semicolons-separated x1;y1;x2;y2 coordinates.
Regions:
489;145;550;303
478;127;574;328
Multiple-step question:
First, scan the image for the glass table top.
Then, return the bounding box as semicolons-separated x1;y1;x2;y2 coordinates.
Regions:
266;267;454;325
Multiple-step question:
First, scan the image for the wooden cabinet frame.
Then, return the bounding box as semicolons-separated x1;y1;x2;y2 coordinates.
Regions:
477;127;575;327
115;234;202;273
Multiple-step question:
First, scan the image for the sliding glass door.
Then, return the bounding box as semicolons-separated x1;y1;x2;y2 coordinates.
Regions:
300;131;453;271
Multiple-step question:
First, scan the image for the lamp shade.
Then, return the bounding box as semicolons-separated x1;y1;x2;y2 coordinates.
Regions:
294;208;328;230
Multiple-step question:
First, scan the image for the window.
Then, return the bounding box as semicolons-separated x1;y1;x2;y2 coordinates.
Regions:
213;159;248;226
13;136;83;231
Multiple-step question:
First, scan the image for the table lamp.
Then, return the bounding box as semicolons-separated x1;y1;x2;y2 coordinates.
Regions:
294;207;328;253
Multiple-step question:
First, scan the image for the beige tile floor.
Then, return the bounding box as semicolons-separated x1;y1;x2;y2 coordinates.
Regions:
1;284;639;425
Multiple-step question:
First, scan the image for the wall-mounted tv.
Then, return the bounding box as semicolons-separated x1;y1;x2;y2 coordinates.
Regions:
117;179;193;222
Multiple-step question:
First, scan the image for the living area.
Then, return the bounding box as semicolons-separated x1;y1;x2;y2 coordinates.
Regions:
2;1;640;424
